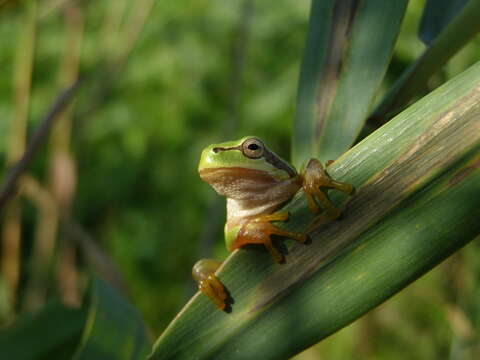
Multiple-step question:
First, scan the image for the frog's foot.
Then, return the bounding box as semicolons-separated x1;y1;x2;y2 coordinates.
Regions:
302;158;354;217
234;212;307;263
192;259;228;310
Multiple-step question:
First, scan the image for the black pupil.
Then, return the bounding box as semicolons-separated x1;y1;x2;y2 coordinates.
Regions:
248;143;259;151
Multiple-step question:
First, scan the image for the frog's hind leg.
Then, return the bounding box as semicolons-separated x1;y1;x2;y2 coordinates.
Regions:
192;259;228;310
234;213;307;263
302;158;353;226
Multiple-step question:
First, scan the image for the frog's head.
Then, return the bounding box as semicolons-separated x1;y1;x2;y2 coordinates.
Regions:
198;137;296;197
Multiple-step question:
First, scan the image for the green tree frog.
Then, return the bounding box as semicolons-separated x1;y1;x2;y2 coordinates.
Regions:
193;136;353;310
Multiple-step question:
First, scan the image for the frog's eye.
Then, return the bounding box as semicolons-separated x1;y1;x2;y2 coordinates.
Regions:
242;138;264;159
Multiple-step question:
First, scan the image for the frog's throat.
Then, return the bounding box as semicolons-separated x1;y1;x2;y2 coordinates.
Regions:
199;167;299;199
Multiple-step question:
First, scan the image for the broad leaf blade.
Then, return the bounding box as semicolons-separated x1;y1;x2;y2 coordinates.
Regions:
206;154;480;359
73;277;151;360
150;61;480;360
293;0;408;166
0;302;87;360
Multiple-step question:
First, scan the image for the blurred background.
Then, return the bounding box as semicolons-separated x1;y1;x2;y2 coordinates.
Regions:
0;0;479;358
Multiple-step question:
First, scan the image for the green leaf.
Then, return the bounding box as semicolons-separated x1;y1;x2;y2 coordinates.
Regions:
292;0;408;166
73;276;151;360
150;60;480;360
419;0;469;46
0;276;151;360
372;0;480;120
0;302;87;360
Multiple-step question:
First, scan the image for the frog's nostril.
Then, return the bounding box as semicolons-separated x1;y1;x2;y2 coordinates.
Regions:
213;147;221;153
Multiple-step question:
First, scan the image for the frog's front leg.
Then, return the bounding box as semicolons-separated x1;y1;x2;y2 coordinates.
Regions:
233;213;307;263
192;259;228;310
302;158;353;224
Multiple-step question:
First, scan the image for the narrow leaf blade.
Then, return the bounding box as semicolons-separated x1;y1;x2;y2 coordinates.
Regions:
419;0;469;46
293;0;408;166
372;0;480;120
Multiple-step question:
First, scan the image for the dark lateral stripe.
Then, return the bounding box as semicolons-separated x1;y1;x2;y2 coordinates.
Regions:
212;145;242;153
262;148;297;178
212;143;297;178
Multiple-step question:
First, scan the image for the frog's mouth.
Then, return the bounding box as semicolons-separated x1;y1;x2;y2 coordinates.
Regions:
199;167;280;198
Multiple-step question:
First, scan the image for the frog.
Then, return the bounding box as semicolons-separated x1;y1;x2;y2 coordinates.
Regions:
192;136;353;310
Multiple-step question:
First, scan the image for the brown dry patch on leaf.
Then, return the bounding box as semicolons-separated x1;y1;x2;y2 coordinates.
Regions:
448;153;480;187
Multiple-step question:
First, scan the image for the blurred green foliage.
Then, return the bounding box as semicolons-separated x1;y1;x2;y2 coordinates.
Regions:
0;0;479;358
0;0;310;333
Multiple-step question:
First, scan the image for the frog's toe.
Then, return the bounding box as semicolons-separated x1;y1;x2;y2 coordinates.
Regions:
302;158;354;216
192;259;228;310
198;275;227;310
332;181;354;195
234;213;307;263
